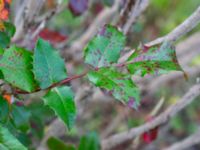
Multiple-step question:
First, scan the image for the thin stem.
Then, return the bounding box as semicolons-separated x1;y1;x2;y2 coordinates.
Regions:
14;71;88;95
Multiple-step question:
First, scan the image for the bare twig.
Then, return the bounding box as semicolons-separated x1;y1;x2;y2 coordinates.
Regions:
163;129;200;150
101;84;200;150
13;0;46;41
146;5;200;46
118;0;136;27
122;0;149;34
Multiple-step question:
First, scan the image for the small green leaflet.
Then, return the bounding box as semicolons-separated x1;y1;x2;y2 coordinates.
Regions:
78;132;100;150
0;124;27;150
0;46;37;92
127;42;183;76
47;137;76;150
88;67;140;108
33;39;67;89
84;24;126;68
43;86;76;130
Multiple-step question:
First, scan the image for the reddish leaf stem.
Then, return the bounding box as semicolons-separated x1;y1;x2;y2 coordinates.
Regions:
14;71;88;94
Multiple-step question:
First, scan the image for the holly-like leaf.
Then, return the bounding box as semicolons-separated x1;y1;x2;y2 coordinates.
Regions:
127;42;183;76
0;46;37;92
33;39;67;89
0;124;27;150
84;24;126;68
68;0;89;16
47;137;76;150
42;86;76;130
87;67;140;108
78;132;100;150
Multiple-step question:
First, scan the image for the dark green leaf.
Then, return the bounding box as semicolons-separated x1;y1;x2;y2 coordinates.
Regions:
0;22;16;49
43;86;76;130
127;42;183;76
78;132;100;150
11;105;31;133
0;46;37;92
88;67;140;108
0;32;10;49
33;38;67;89
47;137;76;150
0;124;27;150
102;0;114;7
3;22;16;38
84;24;126;68
0;96;9;123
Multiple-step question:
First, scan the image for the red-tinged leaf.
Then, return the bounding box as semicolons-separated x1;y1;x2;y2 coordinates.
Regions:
142;127;158;144
127;42;184;76
45;0;56;9
68;0;88;16
38;28;68;44
142;116;159;144
0;0;12;20
91;2;104;15
30;28;68;49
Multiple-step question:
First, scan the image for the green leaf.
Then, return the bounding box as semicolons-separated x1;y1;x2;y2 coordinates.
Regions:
88;67;140;108
0;96;9;123
33;38;67;89
78;132;100;150
0;46;37;92
11;105;31;133
127;42;183;76
47;137;76;150
0;32;10;49
0;124;27;150
84;24;126;68
0;22;16;49
43;86;76;130
0;47;4;55
3;22;16;38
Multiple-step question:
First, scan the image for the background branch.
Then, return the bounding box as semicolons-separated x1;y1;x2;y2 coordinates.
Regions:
163;129;200;150
101;84;200;150
146;5;200;46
